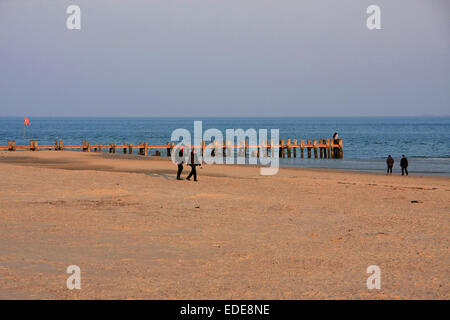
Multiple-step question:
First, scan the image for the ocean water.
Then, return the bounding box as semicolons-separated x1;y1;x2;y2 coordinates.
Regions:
1;117;449;175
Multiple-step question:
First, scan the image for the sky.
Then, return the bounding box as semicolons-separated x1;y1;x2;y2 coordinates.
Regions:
0;0;449;117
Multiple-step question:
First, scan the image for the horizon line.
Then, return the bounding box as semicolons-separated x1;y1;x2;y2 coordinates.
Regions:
1;115;450;119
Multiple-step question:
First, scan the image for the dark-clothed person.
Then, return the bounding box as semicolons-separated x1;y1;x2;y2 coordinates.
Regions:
400;155;408;176
386;155;394;175
186;149;201;181
176;147;184;180
333;132;339;144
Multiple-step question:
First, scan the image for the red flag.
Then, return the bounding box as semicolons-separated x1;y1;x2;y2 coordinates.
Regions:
24;117;30;126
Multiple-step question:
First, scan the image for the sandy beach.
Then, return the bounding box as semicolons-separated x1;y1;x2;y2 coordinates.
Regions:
0;151;448;299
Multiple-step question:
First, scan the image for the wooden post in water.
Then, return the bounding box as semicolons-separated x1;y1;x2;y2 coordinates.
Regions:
201;140;206;156
330;139;334;159
226;140;231;157
313;140;318;158
287;139;291;158
166;143;172;157
323;139;327;158
262;140;266;157
319;139;323;158
276;140;279;158
244;140;248;158
257;140;262;158
328;139;333;159
338;139;343;158
98;144;102;152
238;140;242;158
128;144;133;154
8;140;16;151
307;139;311;158
222;140;226;157
293;139;297;158
332;139;339;159
82;140;87;152
144;142;149;156
300;140;304;158
30;140;38;151
216;140;221;158
123;143;127;154
280;139;285;158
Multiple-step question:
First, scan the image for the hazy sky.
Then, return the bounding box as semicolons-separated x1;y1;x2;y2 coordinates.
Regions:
0;0;449;117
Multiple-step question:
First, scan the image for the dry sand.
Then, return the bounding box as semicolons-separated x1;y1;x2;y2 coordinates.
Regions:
0;151;448;299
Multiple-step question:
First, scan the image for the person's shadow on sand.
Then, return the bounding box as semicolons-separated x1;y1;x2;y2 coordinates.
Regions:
146;173;174;180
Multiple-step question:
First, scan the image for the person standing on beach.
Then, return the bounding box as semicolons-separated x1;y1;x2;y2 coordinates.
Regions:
386;155;394;175
186;149;201;182
176;146;184;180
400;155;409;176
333;132;339;144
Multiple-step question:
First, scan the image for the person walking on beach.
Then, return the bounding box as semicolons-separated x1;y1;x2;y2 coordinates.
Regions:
176;146;184;180
186;149;201;182
400;155;409;176
386;155;394;175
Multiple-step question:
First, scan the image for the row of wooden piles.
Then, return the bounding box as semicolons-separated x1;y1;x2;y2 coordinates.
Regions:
5;138;343;159
278;138;343;159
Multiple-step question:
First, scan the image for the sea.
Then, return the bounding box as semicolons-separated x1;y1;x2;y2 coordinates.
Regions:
1;117;449;176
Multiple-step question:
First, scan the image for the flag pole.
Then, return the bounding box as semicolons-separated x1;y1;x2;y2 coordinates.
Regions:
23;117;30;139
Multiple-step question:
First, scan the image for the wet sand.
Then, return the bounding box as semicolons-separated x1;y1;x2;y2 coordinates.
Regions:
0;151;448;299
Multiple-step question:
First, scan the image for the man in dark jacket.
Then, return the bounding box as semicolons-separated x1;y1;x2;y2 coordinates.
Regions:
333;132;339;144
400;155;408;176
176;147;184;180
186;149;201;181
386;155;394;175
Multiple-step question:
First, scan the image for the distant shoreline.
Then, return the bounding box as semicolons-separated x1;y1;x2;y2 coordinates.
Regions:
1;150;450;177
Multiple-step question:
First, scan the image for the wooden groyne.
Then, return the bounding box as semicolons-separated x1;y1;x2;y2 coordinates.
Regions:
1;138;343;159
